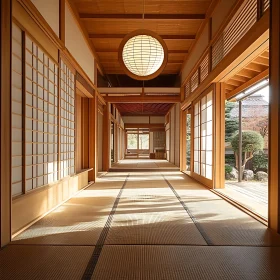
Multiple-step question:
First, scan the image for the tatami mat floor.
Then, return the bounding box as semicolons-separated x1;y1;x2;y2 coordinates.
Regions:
1;170;280;279
110;159;180;171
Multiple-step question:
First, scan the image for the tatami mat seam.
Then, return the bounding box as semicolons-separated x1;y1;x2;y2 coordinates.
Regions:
162;174;213;246
81;174;130;280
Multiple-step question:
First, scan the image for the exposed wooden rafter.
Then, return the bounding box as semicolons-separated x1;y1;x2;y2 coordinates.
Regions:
89;34;196;40
104;95;180;103
224;48;269;100
95;49;189;54
80;13;206;20
72;0;213;76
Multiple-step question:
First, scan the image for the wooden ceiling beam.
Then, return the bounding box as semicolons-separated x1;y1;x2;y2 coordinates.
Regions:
226;69;269;100
90;34;196;40
244;62;266;73
104;95;180;103
226;79;242;87
80;13;205;20
125;124;165;129
230;75;249;83
96;49;188;54
225;84;236;91
235;69;256;79
260;51;269;58
253;56;269;66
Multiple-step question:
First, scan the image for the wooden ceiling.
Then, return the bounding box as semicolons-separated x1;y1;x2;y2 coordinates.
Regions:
224;49;269;98
72;0;213;76
115;103;173;116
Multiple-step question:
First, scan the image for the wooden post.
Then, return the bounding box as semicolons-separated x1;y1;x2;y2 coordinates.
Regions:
81;98;89;168
89;93;97;181
180;86;185;102
1;0;12;247
180;110;186;171
238;100;243;182
59;0;66;43
115;124;119;162
269;0;280;232
190;106;194;173
102;103;110;171
213;83;225;189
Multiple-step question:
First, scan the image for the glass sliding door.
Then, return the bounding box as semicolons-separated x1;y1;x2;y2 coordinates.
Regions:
139;134;149;149
201;93;213;180
194;101;201;175
126;130;150;158
127;133;138;149
186;109;192;173
219;81;269;219
192;89;214;187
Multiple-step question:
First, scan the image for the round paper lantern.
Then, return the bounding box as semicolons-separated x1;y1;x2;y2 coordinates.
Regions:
119;30;168;80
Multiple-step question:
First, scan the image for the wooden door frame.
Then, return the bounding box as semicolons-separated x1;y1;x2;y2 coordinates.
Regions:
269;0;280;232
1;0;12;247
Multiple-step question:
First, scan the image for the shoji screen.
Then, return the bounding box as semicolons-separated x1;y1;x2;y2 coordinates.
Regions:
12;24;23;196
193;91;213;180
25;36;59;191
98;103;104;172
201;92;213;180
194;101;201;174
60;60;75;178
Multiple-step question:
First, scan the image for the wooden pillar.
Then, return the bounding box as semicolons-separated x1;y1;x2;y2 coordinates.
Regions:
115;124;119;162
102;103;110;171
81;98;89;168
59;0;65;43
190;106;194;173
213;83;225;189
1;0;12;247
268;0;280;232
180;110;186;171
89;93;97;181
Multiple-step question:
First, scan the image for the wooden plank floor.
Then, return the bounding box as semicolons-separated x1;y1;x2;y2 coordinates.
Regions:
218;181;268;219
1;170;280;279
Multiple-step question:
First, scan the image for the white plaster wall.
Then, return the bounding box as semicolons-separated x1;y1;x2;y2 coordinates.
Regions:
181;23;209;83
150;116;165;124
65;3;95;83
181;0;237;84
122;116;150;124
212;0;237;36
31;0;59;37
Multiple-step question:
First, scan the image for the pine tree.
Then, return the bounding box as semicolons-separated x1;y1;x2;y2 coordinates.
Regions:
225;101;239;142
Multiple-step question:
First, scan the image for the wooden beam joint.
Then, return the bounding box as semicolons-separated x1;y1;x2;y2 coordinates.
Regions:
80;13;205;20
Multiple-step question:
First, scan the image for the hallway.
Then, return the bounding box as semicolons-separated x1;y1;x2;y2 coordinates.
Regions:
1;170;280;279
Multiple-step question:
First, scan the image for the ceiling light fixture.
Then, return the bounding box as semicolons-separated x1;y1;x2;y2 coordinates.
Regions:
119;29;168;80
118;0;167;80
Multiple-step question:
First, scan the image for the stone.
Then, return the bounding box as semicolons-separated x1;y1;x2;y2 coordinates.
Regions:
256;171;268;182
225;164;238;180
243;169;254;181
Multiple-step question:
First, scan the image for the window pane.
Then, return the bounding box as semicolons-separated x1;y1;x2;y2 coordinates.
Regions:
139;134;149;149
127;134;138;149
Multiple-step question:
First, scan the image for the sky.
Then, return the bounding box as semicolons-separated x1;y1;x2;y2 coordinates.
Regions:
253;85;269;103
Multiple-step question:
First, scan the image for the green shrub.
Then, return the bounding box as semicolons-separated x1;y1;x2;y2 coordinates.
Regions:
225;154;235;166
231;131;264;153
231;130;264;173
225;165;233;174
252;151;268;172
